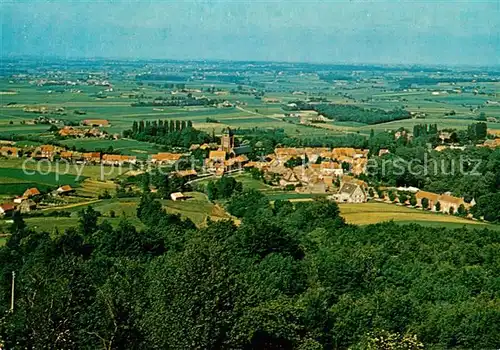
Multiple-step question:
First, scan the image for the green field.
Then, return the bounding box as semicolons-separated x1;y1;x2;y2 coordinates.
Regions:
0;158;126;181
21;192;233;231
0;167;85;195
59;138;160;158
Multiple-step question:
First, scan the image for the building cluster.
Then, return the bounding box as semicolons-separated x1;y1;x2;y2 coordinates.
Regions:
0;143;140;165
82;119;110;127
204;128;252;175
243;146;370;199
0;185;75;217
415;191;474;215
58;126;107;138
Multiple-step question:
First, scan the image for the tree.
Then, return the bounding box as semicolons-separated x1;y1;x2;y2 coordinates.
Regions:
435;201;441;212
388;191;397;202
368;188;375;198
78;206;100;237
409;193;417;207
376;188;384;199
226;189;270;218
421;198;429;210
398;191;408;204
141;174;150;193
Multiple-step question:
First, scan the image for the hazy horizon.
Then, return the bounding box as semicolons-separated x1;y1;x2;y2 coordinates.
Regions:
2;0;499;66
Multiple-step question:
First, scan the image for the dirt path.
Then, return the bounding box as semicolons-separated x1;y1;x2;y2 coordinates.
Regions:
40;199;101;211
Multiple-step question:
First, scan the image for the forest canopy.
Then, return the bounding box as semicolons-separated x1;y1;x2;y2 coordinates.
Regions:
1;193;499;349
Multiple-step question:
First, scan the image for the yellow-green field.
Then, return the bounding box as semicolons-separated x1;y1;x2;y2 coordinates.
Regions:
339;202;500;230
76;178;117;197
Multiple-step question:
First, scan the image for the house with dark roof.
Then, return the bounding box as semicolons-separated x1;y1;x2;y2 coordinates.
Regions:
330;182;367;203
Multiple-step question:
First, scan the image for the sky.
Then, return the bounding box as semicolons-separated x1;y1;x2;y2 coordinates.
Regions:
1;0;499;65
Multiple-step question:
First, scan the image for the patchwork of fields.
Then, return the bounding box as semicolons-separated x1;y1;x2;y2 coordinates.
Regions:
0;65;499;234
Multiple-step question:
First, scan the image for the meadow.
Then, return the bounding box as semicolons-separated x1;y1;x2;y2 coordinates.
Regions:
338;201;500;230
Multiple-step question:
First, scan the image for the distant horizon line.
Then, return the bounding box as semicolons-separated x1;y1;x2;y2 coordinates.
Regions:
2;54;499;69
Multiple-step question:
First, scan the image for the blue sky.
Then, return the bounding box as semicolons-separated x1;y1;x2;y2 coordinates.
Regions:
1;0;499;65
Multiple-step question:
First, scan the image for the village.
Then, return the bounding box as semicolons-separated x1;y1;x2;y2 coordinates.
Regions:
0;124;485;221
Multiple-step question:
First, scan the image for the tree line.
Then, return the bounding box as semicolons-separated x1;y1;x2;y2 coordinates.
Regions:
123;119;212;149
283;101;411;125
1;190;499;348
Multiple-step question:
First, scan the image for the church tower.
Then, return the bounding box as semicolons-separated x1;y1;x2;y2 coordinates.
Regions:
221;128;235;153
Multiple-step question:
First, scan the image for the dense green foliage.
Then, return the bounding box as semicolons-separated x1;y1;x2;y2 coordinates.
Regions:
206;176;243;201
123;119;212;148
368;144;500;219
1;193;499;349
284;101;410;125
131;96;222;107
314;104;411;125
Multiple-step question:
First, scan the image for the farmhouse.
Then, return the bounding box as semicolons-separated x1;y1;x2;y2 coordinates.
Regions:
225;155;249;169
0;146;19;158
151;153;183;165
170;192;186;201
82;119;110;127
312;161;343;176
275;147;300;160
482;138;500;148
102;154;137;165
59;126;106;138
352;158;368;176
379;149;390;156
38;145;56;159
279;169;301;188
83;152;101;163
18;199;36;214
330;182;367;203
23;187;41;198
176;169;198;178
55;185;74;196
60;151;83;161
415;190;473;214
206;150;227;173
0;203;15;217
208;150;226;161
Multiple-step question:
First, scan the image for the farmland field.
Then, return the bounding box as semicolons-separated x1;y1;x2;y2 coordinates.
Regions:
0;59;499;233
338;202;500;230
0;167;85;195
